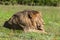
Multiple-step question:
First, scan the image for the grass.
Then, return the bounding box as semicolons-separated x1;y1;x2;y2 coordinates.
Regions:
0;5;60;40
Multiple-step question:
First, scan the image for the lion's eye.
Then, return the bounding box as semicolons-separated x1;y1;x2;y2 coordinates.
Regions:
37;26;42;30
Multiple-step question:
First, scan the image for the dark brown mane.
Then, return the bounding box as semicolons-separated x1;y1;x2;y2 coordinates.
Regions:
3;10;46;33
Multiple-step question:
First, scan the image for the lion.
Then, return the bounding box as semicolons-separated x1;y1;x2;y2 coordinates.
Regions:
4;10;46;33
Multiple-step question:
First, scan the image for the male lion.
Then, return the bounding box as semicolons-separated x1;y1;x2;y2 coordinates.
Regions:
4;10;46;33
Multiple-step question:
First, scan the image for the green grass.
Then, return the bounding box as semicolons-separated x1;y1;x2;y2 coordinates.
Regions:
0;5;60;40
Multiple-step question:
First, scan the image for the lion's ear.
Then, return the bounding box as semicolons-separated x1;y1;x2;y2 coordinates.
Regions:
28;14;32;19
